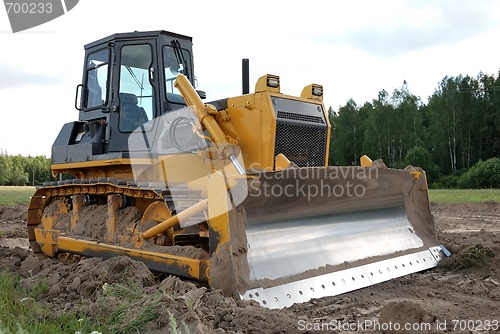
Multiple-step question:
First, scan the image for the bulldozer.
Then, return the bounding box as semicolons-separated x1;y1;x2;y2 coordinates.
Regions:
28;30;444;309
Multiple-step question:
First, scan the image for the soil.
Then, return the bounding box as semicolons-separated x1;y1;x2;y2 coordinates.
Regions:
45;201;210;260
0;202;499;333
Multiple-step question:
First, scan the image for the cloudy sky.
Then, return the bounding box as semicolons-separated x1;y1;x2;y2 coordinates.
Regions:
1;0;500;157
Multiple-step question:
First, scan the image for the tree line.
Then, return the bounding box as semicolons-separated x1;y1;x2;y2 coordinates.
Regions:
0;150;53;186
328;70;500;187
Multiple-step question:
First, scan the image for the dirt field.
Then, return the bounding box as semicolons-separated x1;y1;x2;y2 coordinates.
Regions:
0;202;499;333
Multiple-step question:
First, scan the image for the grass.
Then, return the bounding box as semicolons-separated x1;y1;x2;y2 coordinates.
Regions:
0;230;17;238
442;244;496;270
0;271;101;334
0;186;36;206
428;189;500;203
0;272;186;334
103;282;189;334
0;272;191;334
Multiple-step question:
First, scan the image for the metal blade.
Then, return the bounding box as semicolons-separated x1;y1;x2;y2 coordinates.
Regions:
224;167;441;308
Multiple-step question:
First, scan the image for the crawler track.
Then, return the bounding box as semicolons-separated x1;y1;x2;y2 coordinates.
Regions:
27;178;209;280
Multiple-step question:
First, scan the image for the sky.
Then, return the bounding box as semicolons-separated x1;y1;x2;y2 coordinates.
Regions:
1;0;500;157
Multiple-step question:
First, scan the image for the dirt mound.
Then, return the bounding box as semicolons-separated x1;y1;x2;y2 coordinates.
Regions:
19;255;155;302
441;243;496;268
147;276;300;333
0;246;31;273
0;205;27;223
379;300;434;334
14;253;301;333
0;205;28;239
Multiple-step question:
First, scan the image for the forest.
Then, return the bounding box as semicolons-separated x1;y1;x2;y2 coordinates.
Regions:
1;71;499;188
329;71;500;188
0;151;52;186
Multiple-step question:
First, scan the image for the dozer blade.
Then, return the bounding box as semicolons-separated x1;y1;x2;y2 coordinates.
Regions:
213;166;443;309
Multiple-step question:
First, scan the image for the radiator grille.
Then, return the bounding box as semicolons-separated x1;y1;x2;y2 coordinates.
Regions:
275;122;327;167
276;111;325;124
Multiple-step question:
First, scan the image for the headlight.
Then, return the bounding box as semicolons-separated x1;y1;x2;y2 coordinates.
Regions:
301;84;323;100
255;74;280;93
266;75;280;88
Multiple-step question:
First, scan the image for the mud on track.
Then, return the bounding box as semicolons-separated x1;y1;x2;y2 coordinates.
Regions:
0;202;499;333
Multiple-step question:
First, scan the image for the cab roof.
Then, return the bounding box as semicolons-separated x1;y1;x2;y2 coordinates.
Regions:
84;30;193;50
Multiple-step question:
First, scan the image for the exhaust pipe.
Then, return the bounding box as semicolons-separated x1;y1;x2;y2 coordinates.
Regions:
242;58;249;95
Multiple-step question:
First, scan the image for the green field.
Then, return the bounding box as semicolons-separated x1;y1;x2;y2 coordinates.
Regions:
0;186;498;206
0;186;36;206
428;189;500;203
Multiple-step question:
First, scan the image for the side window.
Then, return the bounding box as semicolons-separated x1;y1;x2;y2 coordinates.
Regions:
119;44;154;132
85;49;108;109
163;45;192;104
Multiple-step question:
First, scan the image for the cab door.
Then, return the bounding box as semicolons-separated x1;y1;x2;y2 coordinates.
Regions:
108;39;159;153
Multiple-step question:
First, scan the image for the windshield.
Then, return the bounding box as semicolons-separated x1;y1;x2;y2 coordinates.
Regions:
118;44;154;132
163;44;192;104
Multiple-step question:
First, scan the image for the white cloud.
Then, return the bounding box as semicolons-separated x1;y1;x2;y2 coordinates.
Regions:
317;0;498;57
0;64;61;89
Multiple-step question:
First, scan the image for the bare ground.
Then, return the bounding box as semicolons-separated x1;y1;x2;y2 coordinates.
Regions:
0;202;499;333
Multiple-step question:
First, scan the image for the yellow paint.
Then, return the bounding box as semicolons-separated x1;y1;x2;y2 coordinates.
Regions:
34;228;58;257
255;74;280;93
71;195;84;231
142;199;208;239
360;155;373;167
300;84;323;101
275;153;292;170
207;173;231;245
410;171;422;179
57;236;209;281
175;74;238;161
107;194;121;242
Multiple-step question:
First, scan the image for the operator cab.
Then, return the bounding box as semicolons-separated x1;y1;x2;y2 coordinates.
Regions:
52;30;197;164
80;30;195;118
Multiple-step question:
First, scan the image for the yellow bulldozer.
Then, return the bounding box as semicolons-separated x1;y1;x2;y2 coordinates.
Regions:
28;30;444;308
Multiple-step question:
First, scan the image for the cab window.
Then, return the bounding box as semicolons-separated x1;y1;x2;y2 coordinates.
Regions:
85;49;108;109
163;45;192;104
118;44;154;132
